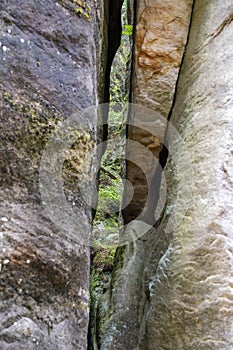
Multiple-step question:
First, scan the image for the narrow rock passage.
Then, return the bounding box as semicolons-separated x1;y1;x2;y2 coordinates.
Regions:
95;1;194;348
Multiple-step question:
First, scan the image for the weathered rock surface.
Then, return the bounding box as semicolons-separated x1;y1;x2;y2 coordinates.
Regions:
141;1;233;348
97;0;233;350
133;0;193;114
97;0;233;349
96;0;193;348
123;0;193;223
0;0;103;349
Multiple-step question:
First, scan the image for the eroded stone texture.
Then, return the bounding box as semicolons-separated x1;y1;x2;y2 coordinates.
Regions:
123;0;193;223
141;0;233;349
0;0;103;349
96;1;193;349
133;0;193;114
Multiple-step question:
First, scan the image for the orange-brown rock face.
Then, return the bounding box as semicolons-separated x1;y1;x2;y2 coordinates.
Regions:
123;0;193;224
133;0;193;114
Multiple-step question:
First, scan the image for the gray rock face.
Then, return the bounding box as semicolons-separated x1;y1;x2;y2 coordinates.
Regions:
141;1;233;348
2;0;233;348
97;0;233;349
0;1;103;349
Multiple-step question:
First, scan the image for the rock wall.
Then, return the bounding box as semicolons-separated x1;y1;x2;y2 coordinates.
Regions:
123;0;193;223
0;1;104;349
97;0;233;349
2;0;232;349
141;0;233;348
96;0;193;349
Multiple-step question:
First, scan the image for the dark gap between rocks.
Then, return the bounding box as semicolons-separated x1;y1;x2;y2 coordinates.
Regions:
88;0;131;348
88;0;196;347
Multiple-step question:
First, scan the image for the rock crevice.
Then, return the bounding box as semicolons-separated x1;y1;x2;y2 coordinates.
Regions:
96;0;233;349
0;1;104;349
96;0;194;349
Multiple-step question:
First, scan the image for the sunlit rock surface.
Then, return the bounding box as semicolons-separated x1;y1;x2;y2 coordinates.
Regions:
141;1;233;348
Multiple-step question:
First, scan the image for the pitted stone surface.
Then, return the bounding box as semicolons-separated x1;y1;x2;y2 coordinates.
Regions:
0;1;102;349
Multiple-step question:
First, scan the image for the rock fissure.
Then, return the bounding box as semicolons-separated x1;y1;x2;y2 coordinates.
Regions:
144;0;196;228
88;0;128;348
1;0;233;349
95;1;196;349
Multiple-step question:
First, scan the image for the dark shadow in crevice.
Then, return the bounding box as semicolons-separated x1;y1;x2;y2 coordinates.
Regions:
87;1;125;349
122;0;196;229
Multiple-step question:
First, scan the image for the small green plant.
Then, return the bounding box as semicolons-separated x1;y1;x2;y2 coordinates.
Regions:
122;24;133;36
84;13;89;20
99;179;121;205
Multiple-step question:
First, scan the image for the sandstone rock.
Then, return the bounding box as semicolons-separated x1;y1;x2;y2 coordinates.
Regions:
96;0;194;348
133;0;193;115
123;0;193;223
141;1;233;348
96;0;233;348
0;1;103;348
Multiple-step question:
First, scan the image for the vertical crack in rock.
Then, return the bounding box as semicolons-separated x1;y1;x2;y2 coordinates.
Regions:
95;1;195;349
102;0;125;142
88;0;125;348
148;0;196;228
122;0;195;226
